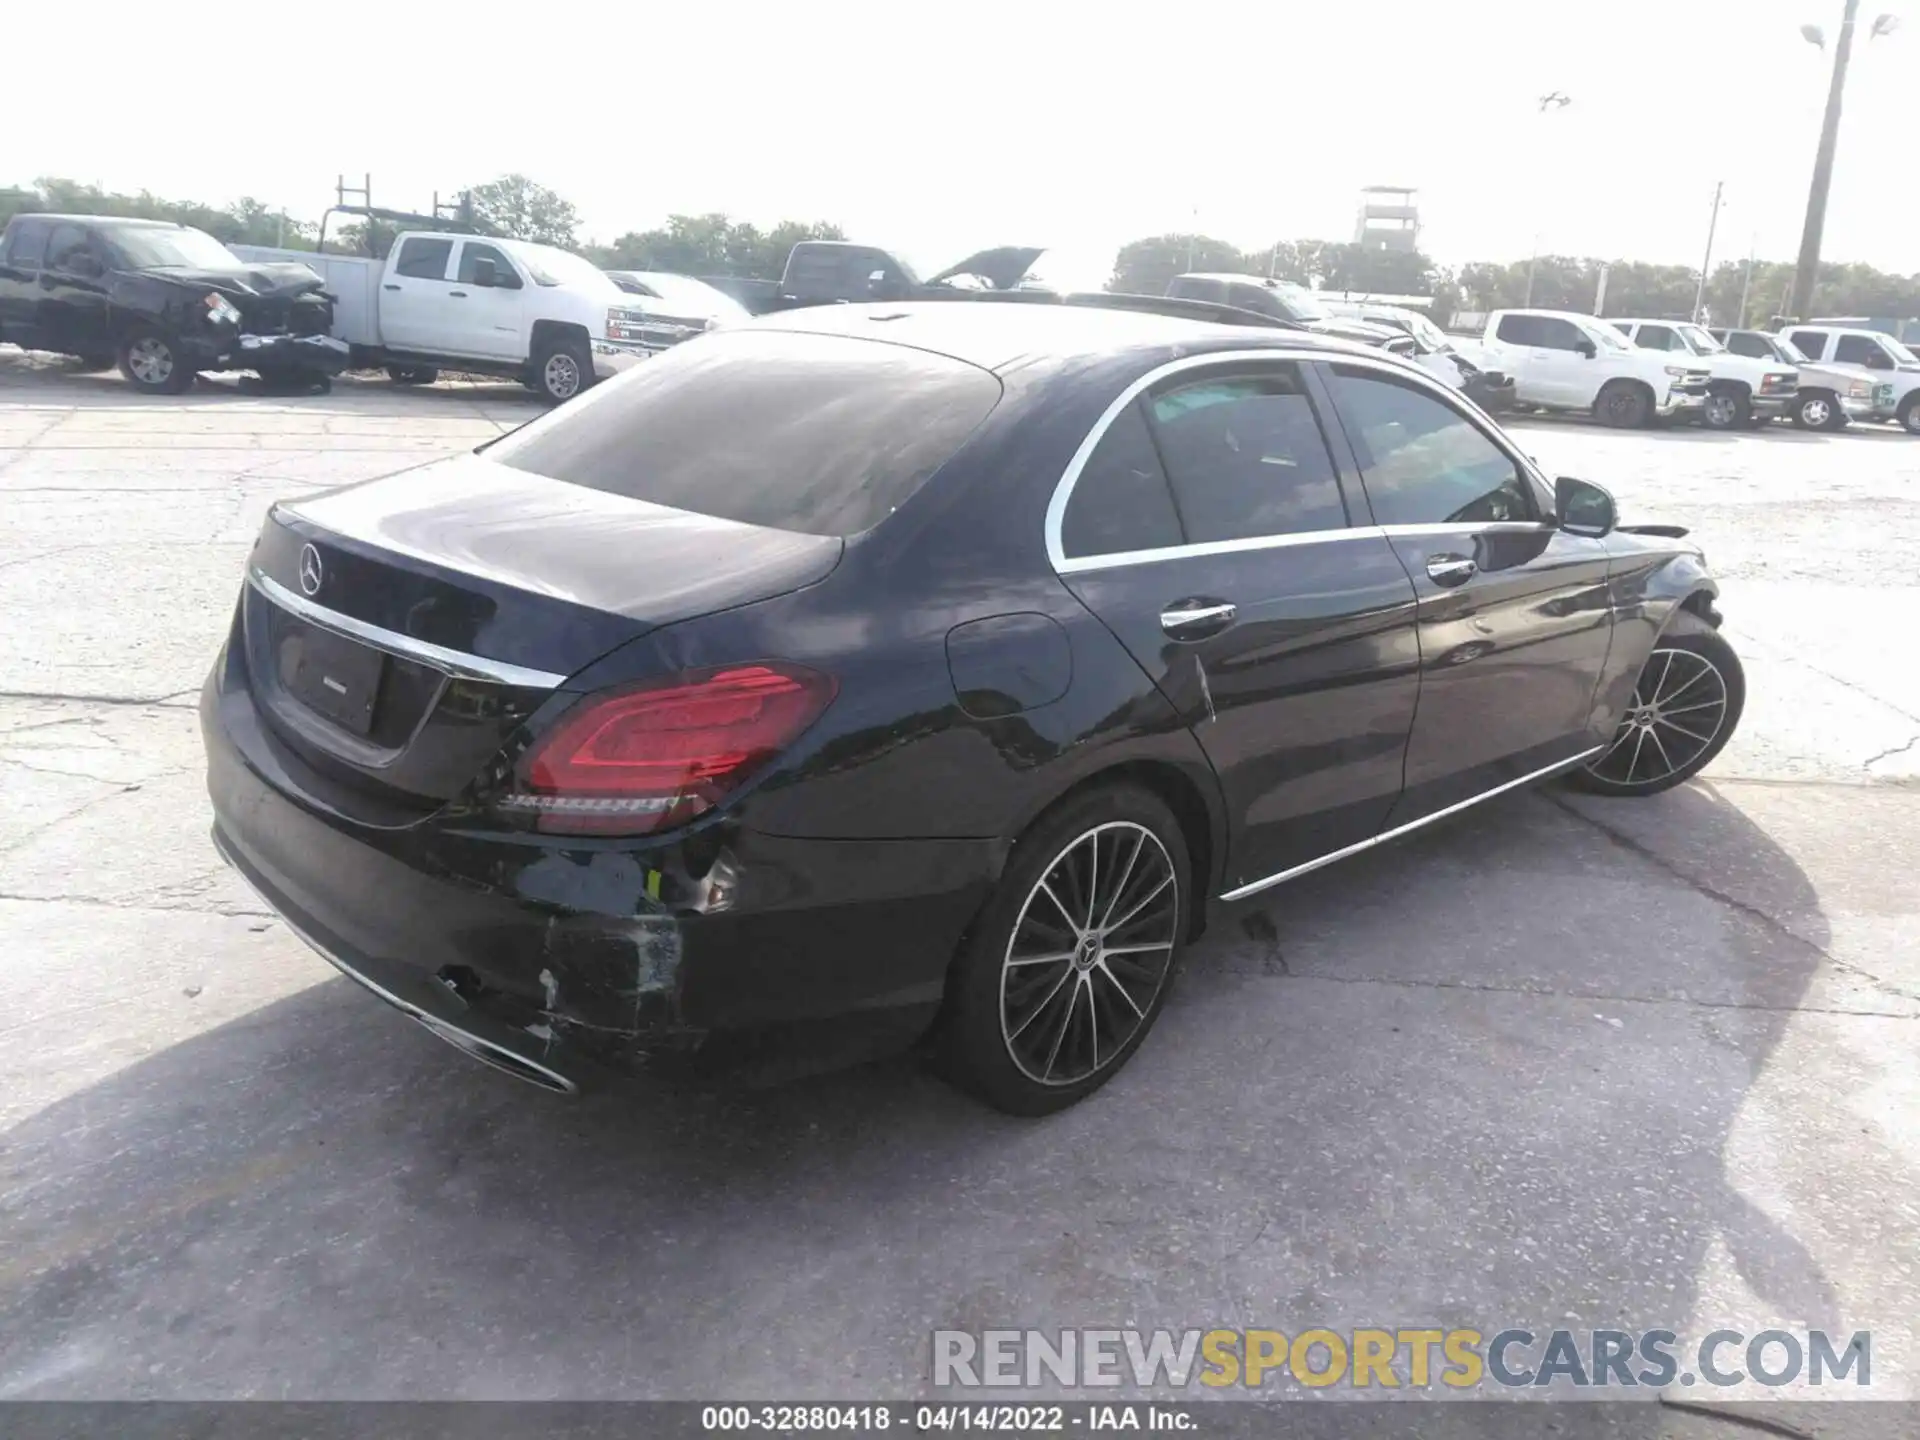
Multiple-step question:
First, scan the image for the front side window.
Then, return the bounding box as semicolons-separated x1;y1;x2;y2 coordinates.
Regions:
457;242;515;284
394;237;454;281
1327;365;1534;527
1725;332;1770;360
1145;367;1348;543
44;224;94;273
1834;335;1894;368
1636;325;1678;351
1060;403;1184;559
1787;330;1828;359
1677;324;1724;354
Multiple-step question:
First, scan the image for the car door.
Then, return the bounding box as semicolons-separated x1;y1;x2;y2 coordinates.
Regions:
1494;313;1582;404
379;236;457;353
1316;357;1616;824
37;222;114;357
0;217;54;344
1051;355;1423;893
451;240;528;360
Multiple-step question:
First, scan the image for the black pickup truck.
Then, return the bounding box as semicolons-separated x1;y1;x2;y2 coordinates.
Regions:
717;241;1049;314
0;214;350;394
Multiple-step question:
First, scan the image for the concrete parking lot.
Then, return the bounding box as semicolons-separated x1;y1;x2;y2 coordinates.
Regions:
2;351;1917;1410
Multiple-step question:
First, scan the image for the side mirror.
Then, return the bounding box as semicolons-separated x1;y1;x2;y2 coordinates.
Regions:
1555;477;1617;538
1573;339;1597;359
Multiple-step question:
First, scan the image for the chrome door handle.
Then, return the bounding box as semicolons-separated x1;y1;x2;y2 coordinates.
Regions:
1159;600;1237;641
1426;554;1478;586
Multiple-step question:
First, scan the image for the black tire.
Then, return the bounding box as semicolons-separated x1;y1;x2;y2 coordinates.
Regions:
72;352;117;373
1566;617;1745;797
1898;392;1920;436
117;326;194;395
1792;390;1846;432
1702;387;1750;431
531;335;591;405
386;364;439;385
1595;380;1653;429
935;784;1192;1115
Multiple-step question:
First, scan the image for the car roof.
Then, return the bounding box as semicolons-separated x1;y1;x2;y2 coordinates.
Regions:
1177;272;1292;285
5;213;187;230
747;300;1380;375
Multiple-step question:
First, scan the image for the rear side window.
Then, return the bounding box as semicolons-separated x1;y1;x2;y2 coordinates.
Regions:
488;330;1002;537
3;218;52;267
1726;332;1770;359
394;237;453;280
1637;324;1678;351
1787;330;1827;359
1145;367;1348;542
1061;403;1184;559
1168;276;1227;303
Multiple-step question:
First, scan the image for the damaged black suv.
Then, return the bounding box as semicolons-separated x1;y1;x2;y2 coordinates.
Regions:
0;214;349;395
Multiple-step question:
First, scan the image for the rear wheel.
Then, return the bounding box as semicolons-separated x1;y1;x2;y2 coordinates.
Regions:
1595;380;1652;429
936;785;1190;1115
118;326;194;395
1702;388;1750;430
1568;621;1745;797
531;336;590;404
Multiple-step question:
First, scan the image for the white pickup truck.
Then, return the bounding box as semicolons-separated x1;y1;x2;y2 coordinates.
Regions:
1607;318;1799;430
233;232;659;402
1776;324;1920;434
1470;308;1712;428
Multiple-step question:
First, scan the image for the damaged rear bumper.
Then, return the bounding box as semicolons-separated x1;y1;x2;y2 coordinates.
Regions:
201;662;1001;1092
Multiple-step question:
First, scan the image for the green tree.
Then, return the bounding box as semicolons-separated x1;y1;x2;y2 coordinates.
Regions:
463;174;581;247
0;177;314;248
593;214;844;278
1107;234;1249;295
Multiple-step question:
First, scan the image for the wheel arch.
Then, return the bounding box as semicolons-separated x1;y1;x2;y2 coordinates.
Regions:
1708;377;1751;400
529;317;592;359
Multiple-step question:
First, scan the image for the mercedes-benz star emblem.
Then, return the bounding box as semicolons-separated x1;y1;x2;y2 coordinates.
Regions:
298;543;323;597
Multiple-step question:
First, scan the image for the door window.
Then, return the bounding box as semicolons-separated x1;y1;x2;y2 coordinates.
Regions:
457;242;516;285
1725;332;1770;359
1496;314;1586;350
1833;334;1893;369
2;218;52;268
393;237;454;281
1226;284;1286;319
44;224;94;273
1060;403;1185;559
1786;330;1828;359
1145;367;1349;542
1169;276;1227;303
1636;324;1679;351
1326;365;1535;527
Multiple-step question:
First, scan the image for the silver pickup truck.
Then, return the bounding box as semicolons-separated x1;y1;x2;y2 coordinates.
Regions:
1710;328;1881;431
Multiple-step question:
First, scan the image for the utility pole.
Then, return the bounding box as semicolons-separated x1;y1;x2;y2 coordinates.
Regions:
1523;92;1573;309
1789;0;1862;319
1693;181;1724;323
1736;235;1758;328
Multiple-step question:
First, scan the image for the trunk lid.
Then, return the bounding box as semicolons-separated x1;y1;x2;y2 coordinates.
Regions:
240;452;843;812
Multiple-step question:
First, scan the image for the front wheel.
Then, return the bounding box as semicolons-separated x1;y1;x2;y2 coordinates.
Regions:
1792;390;1846;432
531;337;591;404
936;785;1190;1115
1595;381;1653;429
1898;393;1920;436
1567;620;1745;797
118;326;194;395
1702;389;1750;431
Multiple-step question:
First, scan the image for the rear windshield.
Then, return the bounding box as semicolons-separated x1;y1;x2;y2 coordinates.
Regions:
487;330;1002;537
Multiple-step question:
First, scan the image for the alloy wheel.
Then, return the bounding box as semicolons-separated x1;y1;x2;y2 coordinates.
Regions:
1586;647;1731;788
128;337;174;386
999;821;1179;1087
1801;398;1831;427
1704;394;1738;429
543;353;581;399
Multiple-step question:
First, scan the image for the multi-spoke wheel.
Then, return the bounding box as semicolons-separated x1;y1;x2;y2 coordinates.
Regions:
118;326;194;395
938;786;1190;1114
1569;620;1745;797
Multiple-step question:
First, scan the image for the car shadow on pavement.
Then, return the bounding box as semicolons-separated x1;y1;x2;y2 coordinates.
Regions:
0;780;1855;1417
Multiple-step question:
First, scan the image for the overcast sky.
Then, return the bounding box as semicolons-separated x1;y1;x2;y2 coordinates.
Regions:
8;0;1911;288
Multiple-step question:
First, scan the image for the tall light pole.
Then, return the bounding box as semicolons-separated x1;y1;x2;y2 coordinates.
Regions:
1523;92;1573;308
1788;3;1899;319
1692;181;1724;323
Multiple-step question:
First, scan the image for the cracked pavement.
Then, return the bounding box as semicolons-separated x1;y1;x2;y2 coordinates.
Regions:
0;357;1917;1409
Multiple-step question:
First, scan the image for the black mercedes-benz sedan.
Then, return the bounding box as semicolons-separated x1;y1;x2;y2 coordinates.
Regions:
201;302;1744;1114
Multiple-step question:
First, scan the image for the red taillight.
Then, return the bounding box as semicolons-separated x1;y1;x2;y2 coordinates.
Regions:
500;663;836;835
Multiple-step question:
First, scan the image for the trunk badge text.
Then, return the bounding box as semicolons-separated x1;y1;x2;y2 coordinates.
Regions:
298;544;323;597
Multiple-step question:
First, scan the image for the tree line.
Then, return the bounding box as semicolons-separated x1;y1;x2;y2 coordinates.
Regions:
7;173;1916;326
